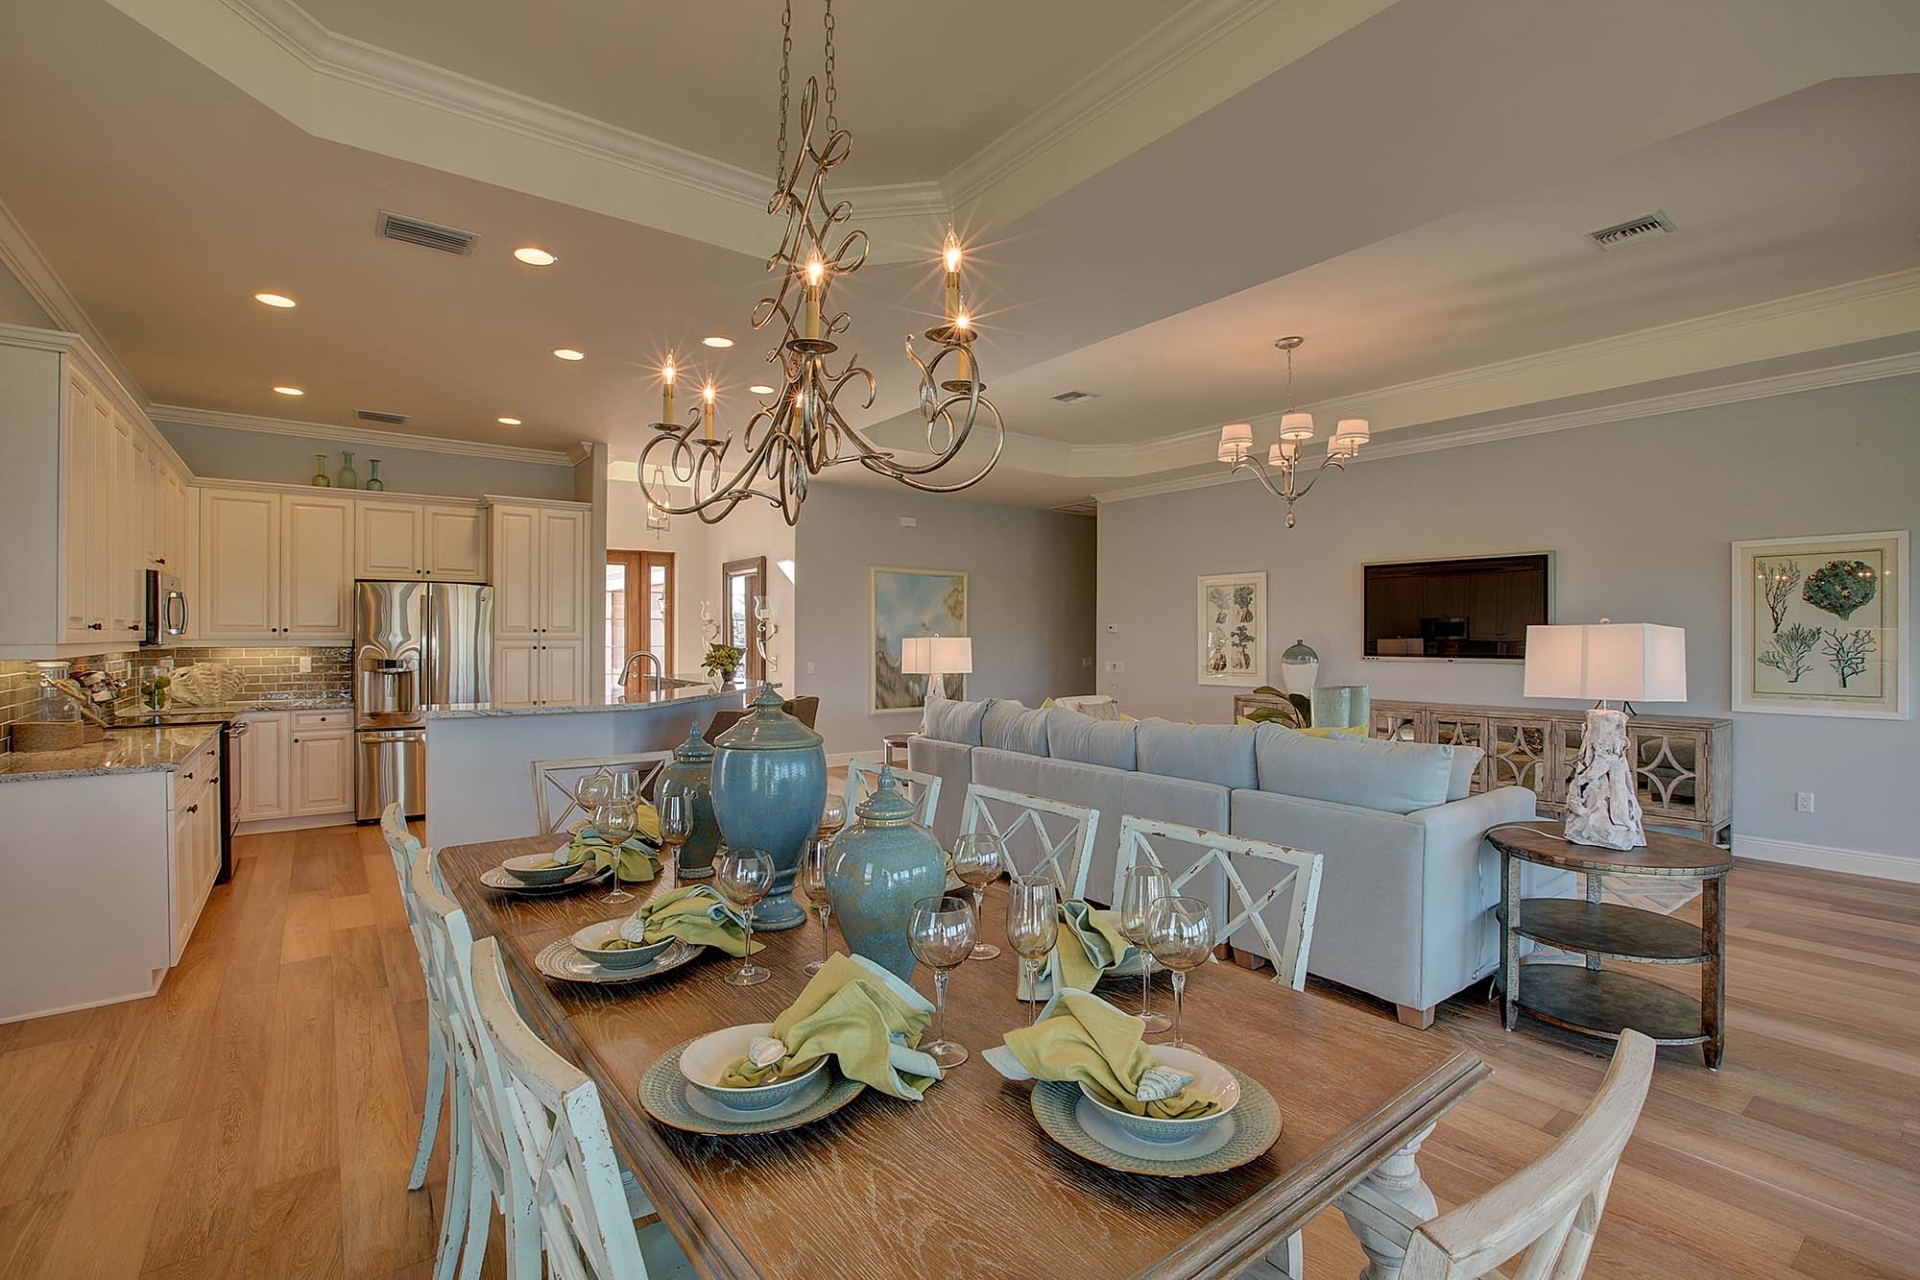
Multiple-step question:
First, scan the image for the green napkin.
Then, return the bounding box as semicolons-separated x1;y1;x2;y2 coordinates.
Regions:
618;885;759;956
984;990;1220;1119
718;953;942;1100
1016;901;1142;1001
563;829;660;883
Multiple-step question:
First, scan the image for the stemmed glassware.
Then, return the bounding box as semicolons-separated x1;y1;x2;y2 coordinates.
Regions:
907;894;976;1068
715;847;775;987
597;796;638;906
1146;895;1213;1051
797;833;836;976
1118;867;1174;1034
1005;876;1061;1025
658;791;695;892
948;833;1004;961
574;772;612;834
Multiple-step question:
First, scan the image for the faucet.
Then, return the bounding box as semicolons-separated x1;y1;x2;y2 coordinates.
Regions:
618;651;664;693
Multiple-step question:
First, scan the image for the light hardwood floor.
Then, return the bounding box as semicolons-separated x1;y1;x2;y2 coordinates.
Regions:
0;824;1913;1279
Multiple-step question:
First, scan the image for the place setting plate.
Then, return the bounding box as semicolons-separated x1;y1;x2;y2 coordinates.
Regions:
480;859;613;894
640;1025;867;1137
1029;1059;1282;1178
533;936;707;985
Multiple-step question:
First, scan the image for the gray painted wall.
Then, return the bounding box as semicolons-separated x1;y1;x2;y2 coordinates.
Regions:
1099;375;1920;867
156;419;576;500
796;483;1097;757
0;265;52;328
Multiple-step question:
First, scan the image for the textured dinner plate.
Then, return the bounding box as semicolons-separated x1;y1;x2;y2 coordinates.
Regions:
640;1039;866;1137
480;861;610;894
532;937;707;985
1030;1068;1281;1177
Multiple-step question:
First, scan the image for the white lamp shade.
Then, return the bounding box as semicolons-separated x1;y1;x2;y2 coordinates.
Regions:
1279;411;1315;441
901;635;972;675
1218;423;1252;463
1269;441;1300;466
1332;418;1370;445
1524;623;1686;702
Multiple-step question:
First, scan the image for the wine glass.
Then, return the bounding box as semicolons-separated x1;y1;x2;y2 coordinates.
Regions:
1118;867;1175;1034
948;833;1004;961
797;832;837;976
573;771;612;834
908;894;976;1068
597;797;638;905
1005;876;1061;1025
715;848;775;987
1146;896;1213;1051
658;791;695;892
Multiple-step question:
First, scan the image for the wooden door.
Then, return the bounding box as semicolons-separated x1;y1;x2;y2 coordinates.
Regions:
607;550;675;699
61;373;96;639
356;501;423;578
200;490;281;639
539;507;588;640
540;641;585;707
491;505;539;637
236;712;290;821
722;556;767;681
290;731;354;815
281;494;354;639
423;505;487;580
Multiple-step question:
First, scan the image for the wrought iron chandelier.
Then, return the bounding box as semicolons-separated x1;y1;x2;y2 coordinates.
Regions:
1216;336;1369;528
639;0;1005;526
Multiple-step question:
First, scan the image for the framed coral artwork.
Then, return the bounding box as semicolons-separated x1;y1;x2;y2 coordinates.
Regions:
1197;571;1267;687
1731;530;1907;719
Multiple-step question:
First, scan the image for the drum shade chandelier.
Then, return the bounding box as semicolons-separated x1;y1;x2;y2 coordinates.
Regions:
1217;337;1369;528
639;0;1005;526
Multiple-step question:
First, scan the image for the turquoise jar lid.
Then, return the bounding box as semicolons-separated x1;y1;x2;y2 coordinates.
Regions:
713;684;823;752
853;765;918;827
673;722;714;763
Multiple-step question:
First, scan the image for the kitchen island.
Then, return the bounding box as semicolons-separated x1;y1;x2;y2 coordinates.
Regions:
421;681;761;849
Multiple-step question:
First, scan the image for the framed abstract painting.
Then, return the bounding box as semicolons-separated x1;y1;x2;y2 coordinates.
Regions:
1731;530;1907;719
870;567;968;713
1197;571;1267;687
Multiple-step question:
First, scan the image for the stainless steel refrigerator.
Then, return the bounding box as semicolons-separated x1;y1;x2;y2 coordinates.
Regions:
353;579;492;821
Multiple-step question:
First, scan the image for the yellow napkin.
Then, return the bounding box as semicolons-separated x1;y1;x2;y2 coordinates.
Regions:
718;953;942;1100
1017;901;1142;1000
984;990;1220;1119
618;885;759;957
563;827;660;883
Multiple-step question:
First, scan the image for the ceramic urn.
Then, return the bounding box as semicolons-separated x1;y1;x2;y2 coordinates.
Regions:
709;685;826;931
655;722;720;880
824;765;947;981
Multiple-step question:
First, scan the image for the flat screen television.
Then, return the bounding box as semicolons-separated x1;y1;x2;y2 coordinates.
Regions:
1363;553;1551;660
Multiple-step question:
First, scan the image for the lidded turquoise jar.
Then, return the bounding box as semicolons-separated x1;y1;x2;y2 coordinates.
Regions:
655;722;719;880
824;765;947;981
710;685;825;931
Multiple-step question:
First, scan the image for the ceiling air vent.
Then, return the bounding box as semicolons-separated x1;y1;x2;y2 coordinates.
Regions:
355;408;409;425
1587;211;1674;252
1051;497;1098;517
377;210;478;256
1051;389;1100;404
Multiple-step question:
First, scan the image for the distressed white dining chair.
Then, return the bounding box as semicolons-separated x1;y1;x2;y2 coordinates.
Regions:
531;751;674;836
958;784;1099;900
378;804;444;1193
1242;1030;1656;1280
469;936;695;1280
844;758;943;827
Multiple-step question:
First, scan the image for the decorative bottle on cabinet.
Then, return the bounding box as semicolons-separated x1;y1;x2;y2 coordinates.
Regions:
310;454;331;486
709;685;825;931
656;723;719;880
365;459;384;491
335;451;359;489
823;766;947;981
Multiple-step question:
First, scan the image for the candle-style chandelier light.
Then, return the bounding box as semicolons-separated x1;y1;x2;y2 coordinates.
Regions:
639;0;1005;527
1217;336;1370;528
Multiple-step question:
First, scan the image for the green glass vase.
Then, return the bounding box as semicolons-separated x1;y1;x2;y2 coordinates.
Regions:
365;459;384;491
335;451;359;489
310;454;331;486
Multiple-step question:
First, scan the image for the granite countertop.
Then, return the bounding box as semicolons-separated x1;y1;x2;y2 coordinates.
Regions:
425;680;770;720
121;696;355;721
0;723;222;783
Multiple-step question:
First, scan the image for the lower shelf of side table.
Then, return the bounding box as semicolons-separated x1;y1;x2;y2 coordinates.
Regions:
1514;964;1708;1046
1498;899;1709;964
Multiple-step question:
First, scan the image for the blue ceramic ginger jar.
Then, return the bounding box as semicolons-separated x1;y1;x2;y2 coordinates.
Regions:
710;685;825;931
655;722;719;880
824;765;947;981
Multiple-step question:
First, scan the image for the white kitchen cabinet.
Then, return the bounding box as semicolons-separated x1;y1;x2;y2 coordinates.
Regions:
290;727;353;816
169;733;221;962
200;488;353;642
490;638;585;707
491;505;539;637
494;639;538;706
59;372;101;639
281;494;354;639
539;507;588;640
107;405;141;641
424;504;487;579
236;710;354;824
236;711;290;821
541;641;585;705
488;499;590;707
357;499;487;580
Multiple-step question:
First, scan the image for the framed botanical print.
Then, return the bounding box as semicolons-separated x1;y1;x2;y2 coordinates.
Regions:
1731;530;1907;719
1197;571;1268;687
870;567;968;713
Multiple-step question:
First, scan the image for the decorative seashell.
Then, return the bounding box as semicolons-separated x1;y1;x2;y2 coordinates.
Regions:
1134;1065;1195;1102
746;1036;787;1068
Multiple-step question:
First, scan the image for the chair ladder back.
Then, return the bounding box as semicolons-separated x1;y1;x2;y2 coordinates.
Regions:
379;803;435;987
469;936;653;1280
1400;1031;1656;1280
531;752;673;836
960;784;1099;900
844;759;943;827
1115;816;1324;991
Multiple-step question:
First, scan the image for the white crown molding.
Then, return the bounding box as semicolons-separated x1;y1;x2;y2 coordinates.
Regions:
1733;835;1919;884
0;196;148;407
150;403;577;467
1092;348;1920;504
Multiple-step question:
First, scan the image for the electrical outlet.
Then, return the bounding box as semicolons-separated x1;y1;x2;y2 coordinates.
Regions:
1795;791;1815;814
1104;660;1125;674
898;516;917;528
297;655;311;673
805;661;815;675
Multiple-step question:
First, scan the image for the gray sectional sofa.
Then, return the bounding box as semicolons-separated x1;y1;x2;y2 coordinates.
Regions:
908;697;1572;1026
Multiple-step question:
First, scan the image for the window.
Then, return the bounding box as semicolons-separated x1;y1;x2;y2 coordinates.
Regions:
721;557;767;681
606;550;675;700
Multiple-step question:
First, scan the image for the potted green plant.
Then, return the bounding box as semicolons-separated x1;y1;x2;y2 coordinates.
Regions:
703;644;744;688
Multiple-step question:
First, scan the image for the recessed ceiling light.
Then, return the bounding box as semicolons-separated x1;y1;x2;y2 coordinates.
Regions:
513;247;557;266
496;416;522;426
254;292;297;308
702;335;734;348
272;385;305;396
552;348;585;361
748;384;776;395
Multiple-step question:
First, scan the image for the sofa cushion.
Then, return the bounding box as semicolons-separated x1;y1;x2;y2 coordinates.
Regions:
981;700;1050;757
1447;747;1484;801
1135;719;1257;790
920;697;991;746
1045;708;1137;771
1252;724;1454;815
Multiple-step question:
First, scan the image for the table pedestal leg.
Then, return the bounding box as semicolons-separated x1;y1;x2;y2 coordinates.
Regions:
1344;1123;1438;1280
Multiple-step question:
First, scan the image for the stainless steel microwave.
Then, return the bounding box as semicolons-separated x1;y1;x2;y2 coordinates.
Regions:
141;569;187;646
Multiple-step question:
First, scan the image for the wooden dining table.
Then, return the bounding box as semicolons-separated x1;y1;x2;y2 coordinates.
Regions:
442;837;1488;1279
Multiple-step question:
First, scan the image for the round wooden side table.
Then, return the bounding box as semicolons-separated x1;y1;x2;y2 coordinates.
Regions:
1491;820;1730;1069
